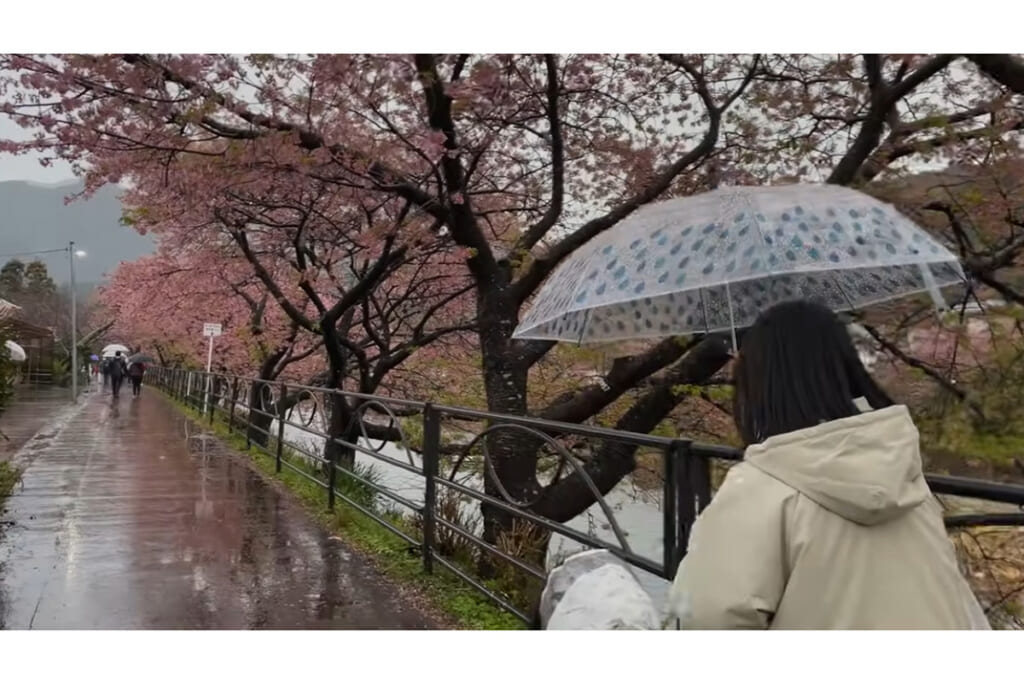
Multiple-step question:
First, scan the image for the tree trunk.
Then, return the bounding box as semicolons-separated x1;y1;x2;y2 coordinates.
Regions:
320;323;355;475
475;286;546;576
533;335;733;522
474;325;733;577
246;353;284;447
323;391;356;473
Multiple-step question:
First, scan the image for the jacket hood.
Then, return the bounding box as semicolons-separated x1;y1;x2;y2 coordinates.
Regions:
744;405;928;526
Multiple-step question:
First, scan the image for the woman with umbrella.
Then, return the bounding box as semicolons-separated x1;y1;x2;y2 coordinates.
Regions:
664;300;987;629
515;184;987;629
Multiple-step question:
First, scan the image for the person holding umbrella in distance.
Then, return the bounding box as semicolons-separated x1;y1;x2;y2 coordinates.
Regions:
126;353;153;397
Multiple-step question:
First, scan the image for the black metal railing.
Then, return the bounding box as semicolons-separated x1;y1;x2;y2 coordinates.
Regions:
148;366;1024;625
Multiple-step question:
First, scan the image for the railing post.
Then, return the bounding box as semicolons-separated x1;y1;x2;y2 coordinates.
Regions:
208;374;216;425
662;441;680;579
228;377;239;434
327;448;337;510
421;403;441;575
244;383;252;451
327;391;337;510
673;441;711;574
276;384;287;474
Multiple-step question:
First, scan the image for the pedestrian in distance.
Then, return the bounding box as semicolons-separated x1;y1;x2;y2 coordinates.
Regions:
128;359;146;398
665;299;989;630
108;351;128;399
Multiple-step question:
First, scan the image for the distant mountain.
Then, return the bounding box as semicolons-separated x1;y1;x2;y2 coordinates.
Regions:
0;179;154;287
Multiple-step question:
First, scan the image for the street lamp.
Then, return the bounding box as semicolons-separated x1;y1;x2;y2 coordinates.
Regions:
69;242;86;403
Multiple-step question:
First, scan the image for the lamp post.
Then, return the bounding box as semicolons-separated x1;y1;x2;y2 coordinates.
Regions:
68;243;87;403
69;241;77;402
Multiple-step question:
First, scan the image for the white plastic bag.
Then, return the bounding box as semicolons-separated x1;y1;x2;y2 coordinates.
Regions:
539;549;660;630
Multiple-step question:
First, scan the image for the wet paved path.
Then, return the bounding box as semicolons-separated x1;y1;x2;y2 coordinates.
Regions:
0;385;78;461
0;390;437;629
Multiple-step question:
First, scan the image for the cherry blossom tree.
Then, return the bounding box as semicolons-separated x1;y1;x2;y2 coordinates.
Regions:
100;235;326;444
3;53;1023;547
105;150;476;465
215;185;473;466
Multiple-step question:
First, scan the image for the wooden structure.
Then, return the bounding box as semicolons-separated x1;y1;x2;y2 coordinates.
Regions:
0;297;56;385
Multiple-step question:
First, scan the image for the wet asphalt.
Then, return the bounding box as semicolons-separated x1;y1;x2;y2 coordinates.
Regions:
0;385;76;459
0;388;438;629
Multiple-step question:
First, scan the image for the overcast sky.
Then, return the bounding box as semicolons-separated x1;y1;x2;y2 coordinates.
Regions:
0;115;74;183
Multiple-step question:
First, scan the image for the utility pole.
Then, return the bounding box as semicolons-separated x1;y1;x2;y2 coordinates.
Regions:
69;241;78;403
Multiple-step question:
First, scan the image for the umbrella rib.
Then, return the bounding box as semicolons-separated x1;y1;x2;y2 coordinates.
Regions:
699;287;711;334
830;271;860;315
725;281;739;354
578;310;590;347
741;189;773;255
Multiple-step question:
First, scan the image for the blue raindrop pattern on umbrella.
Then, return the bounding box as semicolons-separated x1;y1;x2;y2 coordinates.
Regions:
526;262;963;341
516;185;964;343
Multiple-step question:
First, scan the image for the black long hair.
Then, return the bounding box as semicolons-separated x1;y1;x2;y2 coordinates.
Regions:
732;299;894;446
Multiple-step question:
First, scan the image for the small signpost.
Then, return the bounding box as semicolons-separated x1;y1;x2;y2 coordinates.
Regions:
202;322;222;416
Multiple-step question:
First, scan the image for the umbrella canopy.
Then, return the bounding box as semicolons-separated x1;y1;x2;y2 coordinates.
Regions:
514;184;965;344
4;340;26;363
90;354;99;361
101;343;131;358
128;354;155;365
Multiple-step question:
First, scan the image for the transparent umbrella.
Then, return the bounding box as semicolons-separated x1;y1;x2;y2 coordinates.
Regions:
101;343;131;358
514;184;965;347
4;340;26;363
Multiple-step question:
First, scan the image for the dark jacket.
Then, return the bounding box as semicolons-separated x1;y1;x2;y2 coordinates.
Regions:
108;357;128;379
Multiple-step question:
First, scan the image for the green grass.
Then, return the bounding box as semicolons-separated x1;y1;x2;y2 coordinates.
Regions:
169;394;523;630
0;461;19;508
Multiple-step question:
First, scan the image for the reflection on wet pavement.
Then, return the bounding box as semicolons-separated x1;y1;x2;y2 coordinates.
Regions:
0;391;436;629
0;385;78;459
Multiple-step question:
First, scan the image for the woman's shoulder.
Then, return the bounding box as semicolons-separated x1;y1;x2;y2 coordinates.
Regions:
684;461;798;545
711;461;798;507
